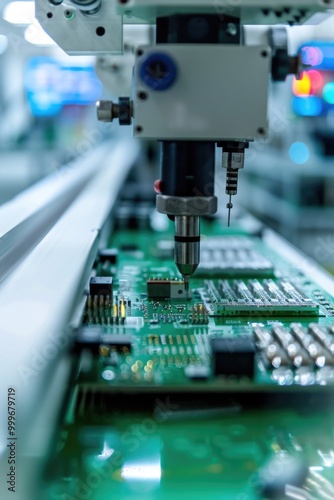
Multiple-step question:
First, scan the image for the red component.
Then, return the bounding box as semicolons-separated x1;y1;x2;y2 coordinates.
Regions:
154;179;162;193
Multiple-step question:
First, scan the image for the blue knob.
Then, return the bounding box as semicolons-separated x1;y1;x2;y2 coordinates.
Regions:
139;52;177;91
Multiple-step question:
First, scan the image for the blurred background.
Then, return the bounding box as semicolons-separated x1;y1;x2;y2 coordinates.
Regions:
0;1;334;271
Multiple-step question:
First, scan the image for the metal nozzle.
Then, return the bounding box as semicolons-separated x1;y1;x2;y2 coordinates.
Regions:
174;215;200;291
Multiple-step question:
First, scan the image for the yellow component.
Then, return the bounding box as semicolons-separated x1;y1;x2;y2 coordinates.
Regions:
292;71;311;96
147;360;154;368
99;345;110;356
131;364;138;373
113;304;118;318
121;298;126;319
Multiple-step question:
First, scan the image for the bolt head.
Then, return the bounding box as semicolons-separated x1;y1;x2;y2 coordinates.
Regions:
96;100;114;122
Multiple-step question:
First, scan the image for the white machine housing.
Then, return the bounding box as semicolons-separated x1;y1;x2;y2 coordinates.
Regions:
35;0;123;54
118;0;332;24
36;0;332;56
134;44;271;140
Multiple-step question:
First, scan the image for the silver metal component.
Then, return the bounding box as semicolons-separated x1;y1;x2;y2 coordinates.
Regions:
96;100;115;122
309;323;334;355
222;151;245;173
0;139;139;498
36;0;123;55
134;44;270;140
222;150;246;227
183;275;190;292
291;324;334;367
227;195;232;227
254;327;272;349
272;325;311;367
0;144;115;284
96;99;133;124
174;215;200;285
69;0;102;14
156;194;217;217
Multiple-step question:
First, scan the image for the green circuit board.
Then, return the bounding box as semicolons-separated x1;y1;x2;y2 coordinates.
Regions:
79;218;334;391
43;217;334;500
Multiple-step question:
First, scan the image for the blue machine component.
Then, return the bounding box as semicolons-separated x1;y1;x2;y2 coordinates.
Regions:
139;52;178;91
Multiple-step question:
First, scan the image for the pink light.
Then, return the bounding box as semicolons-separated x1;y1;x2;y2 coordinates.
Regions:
307;70;323;93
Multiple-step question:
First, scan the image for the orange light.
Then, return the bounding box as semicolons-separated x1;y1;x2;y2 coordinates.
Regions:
307;70;323;93
292;72;311;96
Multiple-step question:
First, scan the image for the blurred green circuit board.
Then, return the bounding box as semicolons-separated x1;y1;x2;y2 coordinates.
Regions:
44;218;334;500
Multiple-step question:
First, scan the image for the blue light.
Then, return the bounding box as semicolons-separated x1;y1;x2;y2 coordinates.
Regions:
289;142;310;165
24;57;102;117
292;96;323;117
323;82;334;104
301;42;334;70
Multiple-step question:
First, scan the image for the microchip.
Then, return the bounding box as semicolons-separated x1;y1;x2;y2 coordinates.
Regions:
99;248;118;264
211;337;255;378
89;277;113;296
147;279;190;299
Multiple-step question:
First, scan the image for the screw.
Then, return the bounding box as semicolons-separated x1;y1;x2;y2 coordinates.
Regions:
64;9;74;19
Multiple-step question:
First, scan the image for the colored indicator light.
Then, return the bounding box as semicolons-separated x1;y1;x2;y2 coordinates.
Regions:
292;72;311;96
292;96;323;117
323;82;334;104
307;70;323;92
289;142;310;165
301;46;324;67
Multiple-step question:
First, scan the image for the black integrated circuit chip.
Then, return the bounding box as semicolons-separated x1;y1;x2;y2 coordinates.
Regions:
211;337;255;378
99;248;118;264
89;277;113;296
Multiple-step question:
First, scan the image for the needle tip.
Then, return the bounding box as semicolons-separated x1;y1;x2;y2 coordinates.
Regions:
226;196;233;227
183;275;190;292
